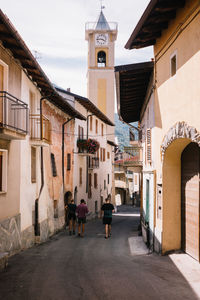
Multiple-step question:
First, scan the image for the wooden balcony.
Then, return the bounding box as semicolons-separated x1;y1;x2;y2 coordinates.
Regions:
30;114;51;145
0;91;28;140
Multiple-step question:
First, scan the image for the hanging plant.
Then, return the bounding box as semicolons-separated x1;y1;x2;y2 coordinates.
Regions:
77;138;99;154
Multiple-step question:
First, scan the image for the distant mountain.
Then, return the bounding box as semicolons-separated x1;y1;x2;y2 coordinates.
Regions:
114;113;138;151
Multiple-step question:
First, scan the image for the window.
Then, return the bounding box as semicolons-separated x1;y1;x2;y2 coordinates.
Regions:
88;173;92;198
51;153;57;177
90;116;93;131
107;174;109;185
67;153;71;171
96;120;98;134
101;124;104;136
31;147;36;183
78;125;84;139
94;173;98;188
104;179;106;190
97;51;106;67
0;150;7;192
100;148;103;162
146;129;151;163
107;151;110;159
170;52;177;77
103;148;105;162
79;168;82;185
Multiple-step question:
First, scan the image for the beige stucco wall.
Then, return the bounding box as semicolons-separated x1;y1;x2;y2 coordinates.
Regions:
152;0;200;253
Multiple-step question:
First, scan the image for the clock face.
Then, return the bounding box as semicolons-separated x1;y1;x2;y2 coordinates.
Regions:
95;33;108;46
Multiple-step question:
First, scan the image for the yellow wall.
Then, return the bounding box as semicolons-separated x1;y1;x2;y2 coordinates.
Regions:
97;78;107;115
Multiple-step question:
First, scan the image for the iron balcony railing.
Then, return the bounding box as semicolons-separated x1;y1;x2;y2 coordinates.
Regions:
30;114;51;143
0;91;28;134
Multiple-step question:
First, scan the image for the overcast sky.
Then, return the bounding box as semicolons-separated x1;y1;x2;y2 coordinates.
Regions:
1;0;152;96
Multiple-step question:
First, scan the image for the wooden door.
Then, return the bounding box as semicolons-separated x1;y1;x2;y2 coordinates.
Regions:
181;142;200;261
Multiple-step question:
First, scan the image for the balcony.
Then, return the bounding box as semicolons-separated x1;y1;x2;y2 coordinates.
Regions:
123;146;143;172
115;180;127;189
30;114;51;146
0;91;28;140
88;157;100;170
77;139;100;156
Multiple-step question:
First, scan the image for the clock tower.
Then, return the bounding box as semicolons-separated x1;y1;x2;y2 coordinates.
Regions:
85;9;118;129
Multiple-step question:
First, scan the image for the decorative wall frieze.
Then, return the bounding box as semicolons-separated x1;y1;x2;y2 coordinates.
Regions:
161;121;200;159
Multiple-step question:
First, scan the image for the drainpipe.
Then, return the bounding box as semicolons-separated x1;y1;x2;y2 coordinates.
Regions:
86;114;94;193
62;117;75;193
34;95;52;236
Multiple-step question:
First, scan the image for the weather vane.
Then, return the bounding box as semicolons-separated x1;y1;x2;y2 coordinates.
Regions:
100;0;105;10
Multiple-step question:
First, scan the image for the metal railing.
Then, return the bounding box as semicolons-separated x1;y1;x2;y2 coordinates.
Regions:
30;114;51;143
0;91;28;134
85;22;118;31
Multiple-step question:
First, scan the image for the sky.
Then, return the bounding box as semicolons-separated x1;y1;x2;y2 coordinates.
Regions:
0;0;153;97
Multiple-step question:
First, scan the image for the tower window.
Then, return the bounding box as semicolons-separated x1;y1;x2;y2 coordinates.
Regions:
97;51;106;67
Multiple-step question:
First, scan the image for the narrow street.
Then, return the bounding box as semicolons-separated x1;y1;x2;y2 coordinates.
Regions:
0;206;199;300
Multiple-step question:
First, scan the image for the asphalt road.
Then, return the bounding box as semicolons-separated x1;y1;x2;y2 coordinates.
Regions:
0;206;198;300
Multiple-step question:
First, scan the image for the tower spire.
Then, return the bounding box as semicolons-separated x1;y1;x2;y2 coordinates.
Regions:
100;0;105;11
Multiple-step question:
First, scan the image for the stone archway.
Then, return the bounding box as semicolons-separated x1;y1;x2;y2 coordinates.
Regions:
161;122;200;254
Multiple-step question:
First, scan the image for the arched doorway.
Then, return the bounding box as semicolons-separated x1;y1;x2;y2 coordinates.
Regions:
181;142;200;261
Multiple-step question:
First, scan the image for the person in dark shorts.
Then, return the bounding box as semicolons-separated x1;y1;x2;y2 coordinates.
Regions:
66;199;77;235
76;199;89;237
101;195;114;239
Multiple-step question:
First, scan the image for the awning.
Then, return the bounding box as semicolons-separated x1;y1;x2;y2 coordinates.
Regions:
115;61;154;123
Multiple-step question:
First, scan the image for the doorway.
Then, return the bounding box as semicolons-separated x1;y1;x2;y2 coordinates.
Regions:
181;142;200;261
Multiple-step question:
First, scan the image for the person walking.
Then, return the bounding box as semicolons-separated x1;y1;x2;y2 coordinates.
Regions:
101;195;114;239
76;199;88;237
66;199;77;235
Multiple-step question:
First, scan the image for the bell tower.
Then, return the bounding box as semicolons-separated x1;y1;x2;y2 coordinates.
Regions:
85;8;118;126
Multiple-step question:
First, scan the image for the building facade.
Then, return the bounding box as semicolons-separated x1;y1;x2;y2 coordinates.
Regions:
116;0;200;259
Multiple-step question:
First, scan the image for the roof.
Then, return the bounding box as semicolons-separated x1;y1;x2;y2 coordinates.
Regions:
0;9;85;121
95;11;110;30
125;0;186;49
56;87;115;126
115;61;154;123
107;140;117;147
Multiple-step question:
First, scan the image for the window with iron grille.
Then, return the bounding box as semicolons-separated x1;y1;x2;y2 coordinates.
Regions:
51;153;57;177
67;153;71;171
146;128;151;163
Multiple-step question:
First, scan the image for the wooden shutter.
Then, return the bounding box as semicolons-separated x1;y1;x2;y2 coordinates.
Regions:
79;168;82;185
94;173;98;188
90;116;93;131
146;128;151;163
107;151;110;159
101;124;104;136
100;148;102;162
103;148;105;161
96;120;98;134
88;173;92;198
51;153;57;177
107;174;109;184
31;147;36;183
67;153;71;171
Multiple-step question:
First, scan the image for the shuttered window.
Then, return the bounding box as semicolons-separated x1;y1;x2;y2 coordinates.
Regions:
31;147;36;183
101;124;104;136
67;153;71;171
96;120;98;134
90;116;93;131
146;128;151;163
107;174;109;184
88;173;92;198
107;151;110;159
78;126;84;139
79;168;82;185
103;148;105;162
51;153;57;177
94;173;98;188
